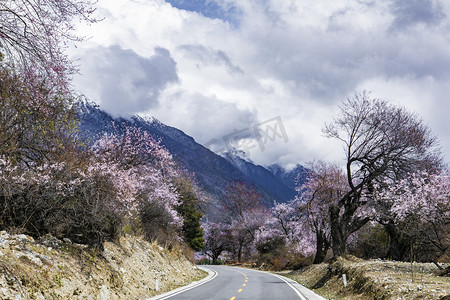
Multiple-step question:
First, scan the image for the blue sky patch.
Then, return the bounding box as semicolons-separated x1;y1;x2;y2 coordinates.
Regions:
166;0;241;26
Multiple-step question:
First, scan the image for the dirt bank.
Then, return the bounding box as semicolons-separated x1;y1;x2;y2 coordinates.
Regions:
0;231;205;299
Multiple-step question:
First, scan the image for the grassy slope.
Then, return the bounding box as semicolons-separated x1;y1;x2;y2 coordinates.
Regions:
284;256;449;300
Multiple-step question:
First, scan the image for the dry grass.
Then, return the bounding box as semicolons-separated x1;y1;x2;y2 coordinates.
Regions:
284;256;450;300
0;231;205;299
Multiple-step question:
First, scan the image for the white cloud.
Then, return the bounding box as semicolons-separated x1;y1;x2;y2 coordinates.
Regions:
71;0;450;167
356;76;450;166
74;45;178;117
146;89;258;146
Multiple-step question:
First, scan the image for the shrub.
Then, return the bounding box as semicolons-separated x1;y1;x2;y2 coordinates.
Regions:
140;200;180;247
347;224;389;259
0;156;124;248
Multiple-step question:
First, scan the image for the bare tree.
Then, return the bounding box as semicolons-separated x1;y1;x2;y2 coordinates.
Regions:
0;0;96;164
323;92;442;257
203;222;232;264
222;181;262;223
0;0;97;89
222;181;262;262
297;161;347;263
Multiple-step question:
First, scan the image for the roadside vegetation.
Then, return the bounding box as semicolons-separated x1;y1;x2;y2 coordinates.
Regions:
199;94;449;299
1;1;448;299
0;2;207;298
284;256;449;300
0;0;205;259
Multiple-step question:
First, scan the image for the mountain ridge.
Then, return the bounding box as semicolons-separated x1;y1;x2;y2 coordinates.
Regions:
77;100;307;209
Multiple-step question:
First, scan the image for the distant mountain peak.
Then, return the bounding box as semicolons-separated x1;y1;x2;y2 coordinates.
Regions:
266;163;309;191
77;100;307;210
266;163;284;173
77;96;100;111
221;147;253;164
133;115;160;126
76;98;164;127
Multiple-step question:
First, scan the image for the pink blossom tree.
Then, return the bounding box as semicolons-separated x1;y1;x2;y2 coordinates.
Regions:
268;201;317;257
270;202;300;244
295;161;349;263
377;171;450;264
92;125;183;243
221;181;263;262
229;207;271;262
254;206;296;265
323;93;442;257
0;154;124;247
0;0;98;166
202;222;232;264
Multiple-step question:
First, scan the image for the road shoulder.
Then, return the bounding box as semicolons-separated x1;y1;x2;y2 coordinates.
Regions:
147;266;216;300
238;267;326;300
269;272;327;300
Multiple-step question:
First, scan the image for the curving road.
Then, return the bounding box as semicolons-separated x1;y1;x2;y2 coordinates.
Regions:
150;265;326;300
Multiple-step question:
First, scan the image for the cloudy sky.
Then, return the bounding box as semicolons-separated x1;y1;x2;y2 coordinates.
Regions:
71;0;450;169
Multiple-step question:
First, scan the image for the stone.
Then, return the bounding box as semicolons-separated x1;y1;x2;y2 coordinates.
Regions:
98;285;109;300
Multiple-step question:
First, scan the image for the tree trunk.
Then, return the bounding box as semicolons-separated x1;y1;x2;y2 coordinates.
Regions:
330;205;346;257
313;229;329;264
237;241;243;263
211;248;223;264
385;222;410;261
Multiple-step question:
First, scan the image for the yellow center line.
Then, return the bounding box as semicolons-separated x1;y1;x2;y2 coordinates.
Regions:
231;270;248;299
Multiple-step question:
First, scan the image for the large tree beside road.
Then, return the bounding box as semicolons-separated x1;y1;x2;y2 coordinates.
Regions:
322;92;442;257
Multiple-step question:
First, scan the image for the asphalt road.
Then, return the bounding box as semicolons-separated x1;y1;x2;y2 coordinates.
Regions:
150;265;325;300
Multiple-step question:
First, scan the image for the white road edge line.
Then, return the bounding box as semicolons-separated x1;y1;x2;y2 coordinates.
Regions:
146;266;218;300
271;273;308;300
229;266;325;300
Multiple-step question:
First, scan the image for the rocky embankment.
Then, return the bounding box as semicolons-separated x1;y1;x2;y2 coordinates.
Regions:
0;231;205;299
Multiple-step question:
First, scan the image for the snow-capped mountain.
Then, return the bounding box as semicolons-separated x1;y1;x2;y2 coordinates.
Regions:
77;100;306;208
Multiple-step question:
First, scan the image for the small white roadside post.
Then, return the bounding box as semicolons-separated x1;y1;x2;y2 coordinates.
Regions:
343;274;348;287
155;278;160;292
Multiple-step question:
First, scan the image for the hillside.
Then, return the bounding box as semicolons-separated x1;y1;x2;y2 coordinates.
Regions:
77;99;307;209
222;150;296;202
0;231;205;299
266;164;309;192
